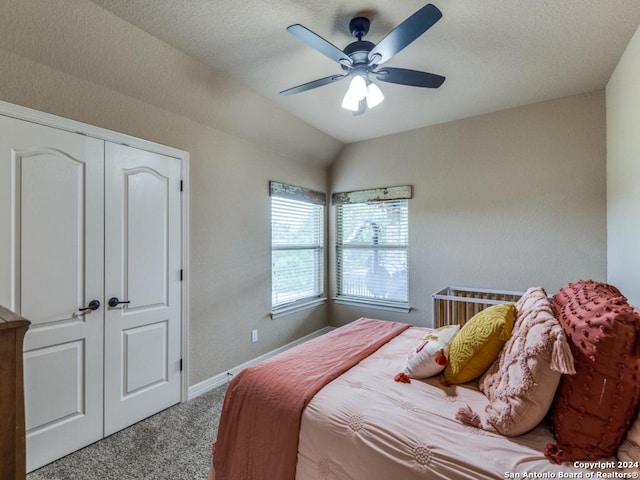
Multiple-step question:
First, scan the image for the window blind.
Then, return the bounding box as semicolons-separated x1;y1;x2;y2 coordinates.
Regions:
335;188;410;307
270;182;325;311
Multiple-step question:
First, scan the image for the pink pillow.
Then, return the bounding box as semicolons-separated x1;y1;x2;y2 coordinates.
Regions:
617;411;640;469
545;280;640;463
456;287;575;436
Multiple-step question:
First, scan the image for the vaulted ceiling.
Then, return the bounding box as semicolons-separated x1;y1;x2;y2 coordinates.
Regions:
90;0;640;144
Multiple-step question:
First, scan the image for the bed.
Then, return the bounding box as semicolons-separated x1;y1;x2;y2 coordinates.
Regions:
296;325;597;479
210;281;640;480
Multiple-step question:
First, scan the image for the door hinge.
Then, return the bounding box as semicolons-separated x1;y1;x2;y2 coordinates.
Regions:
180;359;183;371
180;180;184;192
180;269;183;281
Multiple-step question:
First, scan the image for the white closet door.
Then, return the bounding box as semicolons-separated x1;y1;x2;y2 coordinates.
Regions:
0;116;105;471
103;143;182;435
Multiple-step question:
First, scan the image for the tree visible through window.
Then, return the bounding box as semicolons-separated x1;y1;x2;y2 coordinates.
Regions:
334;186;410;308
270;182;325;312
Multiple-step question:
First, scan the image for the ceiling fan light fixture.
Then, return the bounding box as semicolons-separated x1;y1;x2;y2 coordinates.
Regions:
341;91;360;111
366;82;384;109
283;4;445;113
346;74;368;101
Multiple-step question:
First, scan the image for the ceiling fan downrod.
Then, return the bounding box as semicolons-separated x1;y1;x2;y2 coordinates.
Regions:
349;16;370;40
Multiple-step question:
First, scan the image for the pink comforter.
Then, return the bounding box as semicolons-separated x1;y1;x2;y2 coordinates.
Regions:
212;318;410;480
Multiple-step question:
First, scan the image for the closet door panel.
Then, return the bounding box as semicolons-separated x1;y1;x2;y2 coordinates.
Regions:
125;167;169;310
0;115;105;472
104;143;182;436
19;149;85;322
23;340;85;430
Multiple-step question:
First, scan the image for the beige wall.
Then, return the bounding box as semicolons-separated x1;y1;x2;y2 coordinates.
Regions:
0;0;337;386
607;23;640;308
329;92;607;327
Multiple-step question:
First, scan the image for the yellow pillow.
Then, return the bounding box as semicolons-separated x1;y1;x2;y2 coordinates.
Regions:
443;303;515;385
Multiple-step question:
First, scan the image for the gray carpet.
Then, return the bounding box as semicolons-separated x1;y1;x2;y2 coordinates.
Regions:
27;384;228;480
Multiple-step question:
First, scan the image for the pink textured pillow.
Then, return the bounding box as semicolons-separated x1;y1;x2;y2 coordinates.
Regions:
456;287;575;436
545;280;640;463
617;411;640;468
514;287;551;328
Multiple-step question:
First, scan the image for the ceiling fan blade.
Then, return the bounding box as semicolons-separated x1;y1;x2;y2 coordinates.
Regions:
368;4;442;66
280;74;348;96
375;67;445;88
287;24;352;66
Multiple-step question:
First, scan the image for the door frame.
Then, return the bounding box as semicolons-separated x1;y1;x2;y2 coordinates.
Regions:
0;100;190;403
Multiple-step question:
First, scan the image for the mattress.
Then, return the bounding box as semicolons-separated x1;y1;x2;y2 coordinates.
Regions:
296;327;603;479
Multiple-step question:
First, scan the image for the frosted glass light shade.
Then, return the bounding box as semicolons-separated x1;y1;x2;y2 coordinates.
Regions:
347;75;368;101
366;83;384;108
341;92;360;111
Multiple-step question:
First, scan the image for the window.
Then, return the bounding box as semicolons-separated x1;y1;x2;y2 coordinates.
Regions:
270;182;326;317
334;186;411;311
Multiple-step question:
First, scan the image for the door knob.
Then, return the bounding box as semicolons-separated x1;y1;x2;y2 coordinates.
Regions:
79;300;101;312
108;297;131;308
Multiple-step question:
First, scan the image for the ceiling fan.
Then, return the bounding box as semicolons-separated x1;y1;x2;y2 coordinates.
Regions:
280;3;445;115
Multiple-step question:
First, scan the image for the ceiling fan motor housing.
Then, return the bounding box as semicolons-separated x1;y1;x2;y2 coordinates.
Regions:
342;40;375;69
343;16;377;71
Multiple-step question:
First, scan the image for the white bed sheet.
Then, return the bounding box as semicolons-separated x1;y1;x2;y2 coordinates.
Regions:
296;327;606;480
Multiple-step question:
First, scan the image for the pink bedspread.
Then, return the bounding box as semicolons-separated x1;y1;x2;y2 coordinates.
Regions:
212;318;410;480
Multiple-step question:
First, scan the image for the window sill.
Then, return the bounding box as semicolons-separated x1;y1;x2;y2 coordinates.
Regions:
332;297;412;313
271;297;327;319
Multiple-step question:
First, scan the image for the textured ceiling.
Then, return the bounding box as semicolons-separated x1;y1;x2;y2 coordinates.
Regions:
90;0;640;144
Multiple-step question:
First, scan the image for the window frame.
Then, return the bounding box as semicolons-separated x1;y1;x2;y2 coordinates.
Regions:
333;186;412;313
270;181;326;318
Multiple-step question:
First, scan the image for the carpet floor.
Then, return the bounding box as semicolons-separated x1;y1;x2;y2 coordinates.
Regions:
27;384;228;480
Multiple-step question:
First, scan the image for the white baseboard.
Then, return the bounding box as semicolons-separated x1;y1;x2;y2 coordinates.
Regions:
187;326;335;400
